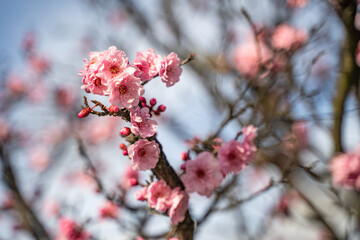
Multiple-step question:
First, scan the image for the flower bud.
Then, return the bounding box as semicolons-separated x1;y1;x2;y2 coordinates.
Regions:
120;127;131;137
150;98;157;106
180;163;187;171
77;108;91;118
139;96;146;103
128;178;138;186
109;105;119;113
119;143;127;150
122;149;128;156
158;105;166;112
180;152;190;161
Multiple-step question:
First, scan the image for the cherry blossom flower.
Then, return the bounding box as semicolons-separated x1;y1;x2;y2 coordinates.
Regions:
58;217;90;240
97;46;130;81
159;52;182;87
218;126;257;175
146;180;172;212
79;50;107;95
108;67;144;109
133;48;162;82
99;201;119;219
232;38;272;79
271;24;308;51
130;106;158;138
135;187;148;201
28;145;50;172
5;74;27;97
330;146;360;190
181;151;223;197
128;139;160;171
168;187;189;225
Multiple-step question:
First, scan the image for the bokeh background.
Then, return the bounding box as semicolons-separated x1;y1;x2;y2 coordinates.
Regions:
1;0;360;239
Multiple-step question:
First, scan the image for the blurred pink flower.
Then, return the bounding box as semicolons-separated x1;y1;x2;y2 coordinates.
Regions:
55;87;76;111
159;52;182;87
82;117;120;145
120;164;139;190
147;180;172;212
283;121;308;153
99;201;119;219
42;199;60;217
133;48;162;82
28;54;50;76
271;24;308;51
232;39;272;78
135;187;148;201
108;68;144;109
29;145;50;172
22;31;37;53
5;74;27;97
168;187;189;225
130;106;157;138
287;0;310;8
330;146;360;190
58;217;90;240
0;118;10;141
128;139;160;171
181;151;223;197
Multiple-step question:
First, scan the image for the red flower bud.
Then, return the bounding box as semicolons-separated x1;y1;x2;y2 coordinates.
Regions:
77;108;91;118
120;127;131;137
109;105;119;113
150;98;157;106
158;105;166;112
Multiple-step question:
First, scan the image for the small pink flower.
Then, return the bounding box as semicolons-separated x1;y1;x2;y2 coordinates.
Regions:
330;146;360;190
159;52;182;87
287;0;310;8
5;74;27;97
218;126;257;175
58;217;90;240
232;39;272;79
120;164;139;190
28;54;50;76
168;187;189;225
28;145;50;172
108;68;144;109
132;48;162;82
99;201;119;219
135;187;148;201
128;139;160;171
98;46;130;81
79;51;108;95
130;106;158;138
271;24;308;51
218;140;247;175
42;199;60;217
146;180;172;212
181;151;223;197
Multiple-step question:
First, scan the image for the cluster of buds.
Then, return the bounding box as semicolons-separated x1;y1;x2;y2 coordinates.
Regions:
139;96;166;116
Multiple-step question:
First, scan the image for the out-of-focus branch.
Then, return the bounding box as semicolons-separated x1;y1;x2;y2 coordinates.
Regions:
0;144;50;240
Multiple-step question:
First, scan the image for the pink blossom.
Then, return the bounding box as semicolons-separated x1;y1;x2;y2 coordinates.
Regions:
271;24;308;51
99;201;119;219
232;39;272;79
168;187;189;225
120;164;139;190
55;87;76;111
28;54;50;76
82;117;120;145
146;180;172;211
159;52;182;87
181;151;223;197
128;139;160;171
133;48;162;82
130;106;158;138
22;31;36;53
79;51;108;95
287;0;310;8
218;126;257;175
28;145;50;172
97;46;130;81
58;217;90;240
5;74;27;97
42;199;60;217
283;121;308;153
330;146;360;190
108;68;144;109
135;187;148;201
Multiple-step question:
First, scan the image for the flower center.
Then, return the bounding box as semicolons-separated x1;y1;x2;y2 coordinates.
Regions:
138;148;146;157
119;85;127;94
110;66;120;75
228;152;236;161
196;169;205;178
94;77;102;87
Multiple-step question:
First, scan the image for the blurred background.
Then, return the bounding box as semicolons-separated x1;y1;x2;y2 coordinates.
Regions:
1;0;360;239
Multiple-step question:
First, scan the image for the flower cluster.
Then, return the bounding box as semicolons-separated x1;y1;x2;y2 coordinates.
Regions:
330;145;360;190
181;125;257;197
136;180;189;225
99;201;119;219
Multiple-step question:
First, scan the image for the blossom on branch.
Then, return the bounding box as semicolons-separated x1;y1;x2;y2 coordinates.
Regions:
181;151;223;197
159;52;182;87
133;48;162;82
130;106;157;138
128;139;160;171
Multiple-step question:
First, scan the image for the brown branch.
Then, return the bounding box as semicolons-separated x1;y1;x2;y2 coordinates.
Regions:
0;144;50;240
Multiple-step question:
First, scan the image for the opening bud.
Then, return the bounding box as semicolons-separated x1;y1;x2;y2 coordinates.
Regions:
78;108;91;118
120;127;131;137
